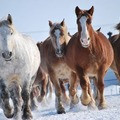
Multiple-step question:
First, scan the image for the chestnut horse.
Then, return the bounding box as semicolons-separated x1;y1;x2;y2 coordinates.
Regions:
37;20;79;114
65;6;114;109
30;65;52;110
109;23;120;81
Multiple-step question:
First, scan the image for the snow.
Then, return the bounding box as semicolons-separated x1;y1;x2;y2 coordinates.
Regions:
1;69;120;120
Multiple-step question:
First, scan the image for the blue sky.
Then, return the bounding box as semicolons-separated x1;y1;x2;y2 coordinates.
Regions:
1;0;120;41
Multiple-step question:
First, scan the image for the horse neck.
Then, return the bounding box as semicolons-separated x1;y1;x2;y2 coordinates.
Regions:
63;28;71;45
65;33;71;45
88;24;95;39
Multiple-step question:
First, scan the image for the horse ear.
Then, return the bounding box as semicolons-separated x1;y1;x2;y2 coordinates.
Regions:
75;6;81;17
87;6;94;16
49;20;53;27
7;14;12;25
61;19;65;26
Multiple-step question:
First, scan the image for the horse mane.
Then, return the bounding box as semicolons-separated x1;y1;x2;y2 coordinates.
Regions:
62;25;71;45
36;41;44;51
50;23;70;45
116;22;120;32
36;37;51;53
109;35;119;44
68;32;73;37
110;22;120;43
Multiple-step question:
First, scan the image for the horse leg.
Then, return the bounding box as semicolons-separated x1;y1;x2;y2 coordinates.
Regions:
79;75;91;106
50;74;65;114
47;78;53;99
115;65;120;84
92;77;101;107
37;79;47;103
69;73;79;109
114;72;120;80
9;82;22;120
97;68;107;109
59;80;70;106
0;79;14;118
22;82;33;120
30;86;39;110
87;79;97;109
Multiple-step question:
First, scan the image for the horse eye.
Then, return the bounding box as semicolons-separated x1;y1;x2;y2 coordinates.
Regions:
10;30;13;35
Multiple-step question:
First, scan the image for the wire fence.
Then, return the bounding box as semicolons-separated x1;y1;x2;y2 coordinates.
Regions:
90;78;120;96
104;78;120;96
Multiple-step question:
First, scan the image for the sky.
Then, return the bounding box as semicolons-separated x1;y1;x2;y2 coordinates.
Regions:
0;0;120;42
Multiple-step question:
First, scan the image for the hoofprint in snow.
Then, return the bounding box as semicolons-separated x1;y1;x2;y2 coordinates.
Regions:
0;70;120;120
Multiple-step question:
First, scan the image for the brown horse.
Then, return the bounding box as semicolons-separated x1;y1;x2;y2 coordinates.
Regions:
30;65;52;110
65;6;114;109
37;20;79;114
109;23;120;81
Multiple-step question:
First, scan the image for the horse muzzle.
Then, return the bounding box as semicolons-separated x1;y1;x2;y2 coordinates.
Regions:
55;49;64;58
80;38;90;48
2;51;12;61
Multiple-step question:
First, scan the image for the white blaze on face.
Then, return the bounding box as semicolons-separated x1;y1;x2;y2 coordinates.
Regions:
0;27;9;52
79;16;90;48
54;29;61;53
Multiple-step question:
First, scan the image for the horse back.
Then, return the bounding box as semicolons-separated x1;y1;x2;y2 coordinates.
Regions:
37;37;57;73
109;34;120;70
22;35;40;77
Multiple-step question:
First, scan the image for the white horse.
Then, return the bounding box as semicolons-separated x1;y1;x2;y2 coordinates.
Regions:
0;14;40;120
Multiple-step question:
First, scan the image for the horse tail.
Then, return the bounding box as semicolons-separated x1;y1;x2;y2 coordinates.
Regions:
116;22;120;34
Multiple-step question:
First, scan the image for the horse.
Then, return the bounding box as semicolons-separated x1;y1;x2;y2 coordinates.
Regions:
30;64;53;110
37;20;79;114
0;14;40;120
65;6;114;109
109;23;120;81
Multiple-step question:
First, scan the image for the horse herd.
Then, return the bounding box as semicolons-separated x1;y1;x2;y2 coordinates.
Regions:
0;5;120;120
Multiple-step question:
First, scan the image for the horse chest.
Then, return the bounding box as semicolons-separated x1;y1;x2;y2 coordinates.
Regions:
0;57;27;79
54;63;71;79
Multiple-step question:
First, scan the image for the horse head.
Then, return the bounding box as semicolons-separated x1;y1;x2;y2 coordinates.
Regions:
75;6;94;48
0;14;16;61
49;19;69;57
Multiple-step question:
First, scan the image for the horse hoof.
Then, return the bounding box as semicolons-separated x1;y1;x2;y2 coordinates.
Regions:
3;106;14;118
22;110;33;120
4;112;14;118
88;101;98;110
73;95;79;104
80;95;91;106
22;114;33;120
57;107;66;114
57;110;66;114
98;103;107;110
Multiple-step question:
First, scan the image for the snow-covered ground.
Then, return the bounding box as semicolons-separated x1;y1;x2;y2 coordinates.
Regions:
1;69;120;120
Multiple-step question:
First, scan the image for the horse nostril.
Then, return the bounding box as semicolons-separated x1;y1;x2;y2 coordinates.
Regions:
2;53;5;58
9;52;12;57
56;49;60;53
2;51;12;59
